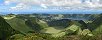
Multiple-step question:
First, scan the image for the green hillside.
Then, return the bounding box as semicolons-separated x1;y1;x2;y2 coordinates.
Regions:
0;16;20;40
91;14;102;35
0;14;102;40
6;17;33;34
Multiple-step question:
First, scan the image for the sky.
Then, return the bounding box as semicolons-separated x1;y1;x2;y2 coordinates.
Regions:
0;0;102;14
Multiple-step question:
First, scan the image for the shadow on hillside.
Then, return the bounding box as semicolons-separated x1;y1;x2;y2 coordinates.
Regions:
25;19;42;32
87;14;102;31
47;19;72;30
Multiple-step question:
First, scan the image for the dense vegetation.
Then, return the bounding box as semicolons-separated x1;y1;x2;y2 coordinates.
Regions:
0;14;102;40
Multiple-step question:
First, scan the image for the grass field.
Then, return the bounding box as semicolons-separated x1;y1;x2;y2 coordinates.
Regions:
41;27;62;34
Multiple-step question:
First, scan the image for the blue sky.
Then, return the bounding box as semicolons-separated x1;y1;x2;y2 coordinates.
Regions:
0;0;102;14
0;0;3;3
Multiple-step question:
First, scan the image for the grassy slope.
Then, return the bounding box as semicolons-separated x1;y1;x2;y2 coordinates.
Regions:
0;16;20;40
92;15;102;35
6;18;33;34
41;20;82;37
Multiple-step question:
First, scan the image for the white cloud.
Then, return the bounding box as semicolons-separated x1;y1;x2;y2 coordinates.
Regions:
41;4;48;8
4;1;10;5
9;3;31;10
4;0;102;10
5;0;41;5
